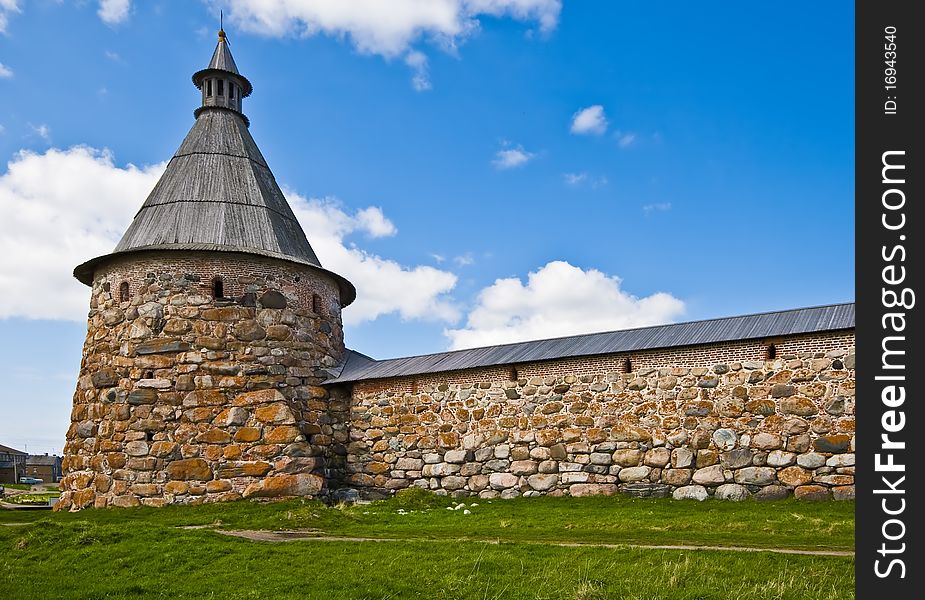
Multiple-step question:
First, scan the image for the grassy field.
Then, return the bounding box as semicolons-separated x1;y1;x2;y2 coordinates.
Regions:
0;491;854;599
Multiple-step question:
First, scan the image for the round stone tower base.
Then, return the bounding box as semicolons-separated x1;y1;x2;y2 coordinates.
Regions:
58;252;348;511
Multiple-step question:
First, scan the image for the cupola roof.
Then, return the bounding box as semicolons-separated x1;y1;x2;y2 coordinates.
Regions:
74;30;356;306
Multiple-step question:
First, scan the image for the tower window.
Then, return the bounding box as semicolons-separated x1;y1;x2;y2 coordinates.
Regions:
623;357;633;373
765;344;777;360
119;281;130;303
212;276;224;299
312;294;322;314
207;80;212;97
509;366;519;381
217;79;224;96
229;84;235;99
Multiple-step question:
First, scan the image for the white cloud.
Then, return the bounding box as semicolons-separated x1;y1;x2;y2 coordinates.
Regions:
354;206;398;237
287;193;459;325
563;172;587;185
0;145;460;326
563;172;607;189
0;61;12;78
98;0;131;25
0;0;20;34
453;253;474;267
616;132;636;148
222;0;560;57
570;105;608;136
104;50;123;62
444;260;685;349
404;50;432;91
643;202;672;215
492;142;534;170
29;123;51;141
0;146;165;320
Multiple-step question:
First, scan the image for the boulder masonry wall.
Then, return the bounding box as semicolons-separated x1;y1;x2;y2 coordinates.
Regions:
58;252;348;510
341;331;855;502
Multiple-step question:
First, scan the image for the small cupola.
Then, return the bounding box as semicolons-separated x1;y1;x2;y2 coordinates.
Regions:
192;27;253;124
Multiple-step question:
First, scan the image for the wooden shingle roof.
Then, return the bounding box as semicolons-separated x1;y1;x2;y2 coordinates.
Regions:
73;33;355;305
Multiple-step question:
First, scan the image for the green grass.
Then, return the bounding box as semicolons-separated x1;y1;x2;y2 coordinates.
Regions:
1;484;45;491
2;492;59;506
0;492;855;599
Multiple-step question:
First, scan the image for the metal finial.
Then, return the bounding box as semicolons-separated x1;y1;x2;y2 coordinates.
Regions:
218;10;226;41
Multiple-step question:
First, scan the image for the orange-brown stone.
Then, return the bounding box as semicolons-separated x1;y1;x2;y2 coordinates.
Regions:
254;402;297;425
234;427;262;443
233;389;287;407
165;458;212;481
264;425;301;444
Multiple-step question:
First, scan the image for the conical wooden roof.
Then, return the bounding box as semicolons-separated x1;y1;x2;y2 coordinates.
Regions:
74;32;356;306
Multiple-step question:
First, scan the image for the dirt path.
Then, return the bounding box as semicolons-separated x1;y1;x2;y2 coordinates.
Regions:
213;529;854;557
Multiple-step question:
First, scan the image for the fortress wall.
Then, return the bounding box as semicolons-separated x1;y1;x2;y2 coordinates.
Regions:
342;330;856;501
58;252;347;510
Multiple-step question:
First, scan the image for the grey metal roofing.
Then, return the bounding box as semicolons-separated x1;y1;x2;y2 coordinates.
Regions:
74;35;355;305
326;302;855;384
0;444;27;456
26;455;60;466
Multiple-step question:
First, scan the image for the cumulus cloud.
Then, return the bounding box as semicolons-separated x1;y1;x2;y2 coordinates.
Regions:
404;50;432;91
30;123;51;141
445;260;686;349
287;193;459;325
0;144;459;326
0;61;12;78
221;0;561;57
0;0;20;34
0;146;165;320
563;172;608;189
492;142;534;170
219;0;560;89
616;132;636;148
570;105;608;136
98;0;130;25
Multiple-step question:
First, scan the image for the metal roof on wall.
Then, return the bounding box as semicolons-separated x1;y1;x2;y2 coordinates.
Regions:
326;302;855;384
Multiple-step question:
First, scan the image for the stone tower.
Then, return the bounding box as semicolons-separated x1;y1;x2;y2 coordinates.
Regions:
59;30;356;510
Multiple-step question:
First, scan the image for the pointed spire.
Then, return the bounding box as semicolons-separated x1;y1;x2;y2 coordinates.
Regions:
73;30;357;306
208;25;239;74
192;25;253;123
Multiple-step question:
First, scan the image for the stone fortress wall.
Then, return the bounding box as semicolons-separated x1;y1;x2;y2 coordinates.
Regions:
60;253;855;510
340;330;856;502
58;252;348;510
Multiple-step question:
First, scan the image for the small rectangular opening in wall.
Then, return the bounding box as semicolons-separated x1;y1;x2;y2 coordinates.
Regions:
217;79;224;96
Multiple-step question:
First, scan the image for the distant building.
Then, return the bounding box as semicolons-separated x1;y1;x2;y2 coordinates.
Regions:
25;454;63;483
0;444;27;484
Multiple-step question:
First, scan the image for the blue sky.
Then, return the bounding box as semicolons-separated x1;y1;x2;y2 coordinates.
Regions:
0;1;854;454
